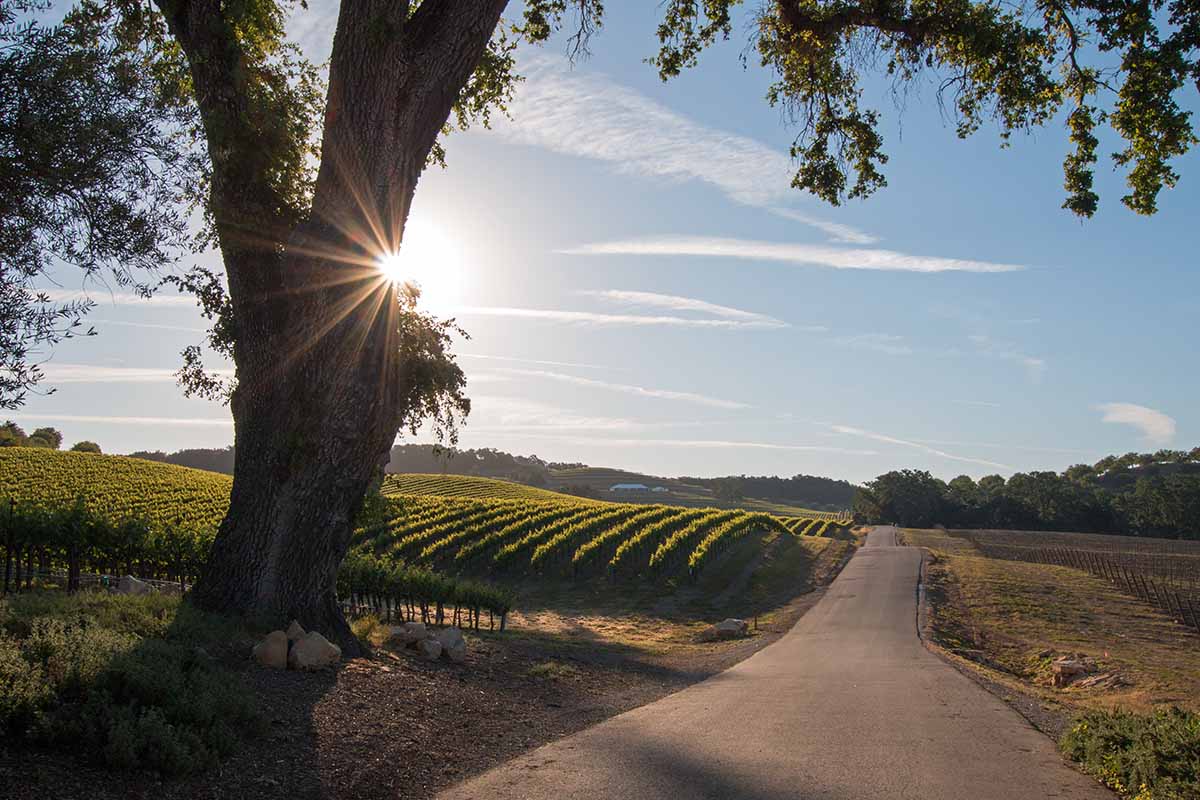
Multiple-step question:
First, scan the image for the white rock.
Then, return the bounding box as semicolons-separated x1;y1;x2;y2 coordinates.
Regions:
417;637;443;661
388;621;428;647
252;630;288;669
288;631;341;671
285;620;307;641
714;618;749;638
437;626;467;663
115;575;154;595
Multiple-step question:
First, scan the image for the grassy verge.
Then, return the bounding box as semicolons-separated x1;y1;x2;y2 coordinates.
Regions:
903;528;1200;798
0;591;262;775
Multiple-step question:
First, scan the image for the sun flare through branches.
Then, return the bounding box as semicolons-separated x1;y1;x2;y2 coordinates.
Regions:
373;218;463;315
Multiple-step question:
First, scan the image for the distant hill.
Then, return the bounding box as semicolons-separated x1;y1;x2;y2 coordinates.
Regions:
385;444;551;486
128;446;235;475
381;473;598;503
1094;461;1200;492
546;467;844;516
678;474;858;510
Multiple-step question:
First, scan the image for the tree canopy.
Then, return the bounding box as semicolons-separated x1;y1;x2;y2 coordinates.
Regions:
853;448;1200;538
1;1;201;409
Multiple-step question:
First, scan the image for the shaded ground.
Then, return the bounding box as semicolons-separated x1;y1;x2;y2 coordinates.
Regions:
0;539;850;800
903;528;1200;719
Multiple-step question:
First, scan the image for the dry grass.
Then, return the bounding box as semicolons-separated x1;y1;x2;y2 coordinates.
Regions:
905;528;1200;713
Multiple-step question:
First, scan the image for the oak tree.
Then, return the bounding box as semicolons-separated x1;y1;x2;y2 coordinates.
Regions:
12;0;1197;647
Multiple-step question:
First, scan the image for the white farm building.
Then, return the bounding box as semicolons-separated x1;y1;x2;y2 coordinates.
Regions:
609;483;670;493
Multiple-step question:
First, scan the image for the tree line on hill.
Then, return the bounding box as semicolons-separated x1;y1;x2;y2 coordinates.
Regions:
679;474;858;509
1;422;99;453
128;446;237;475
854;448;1200;539
384;445;567;486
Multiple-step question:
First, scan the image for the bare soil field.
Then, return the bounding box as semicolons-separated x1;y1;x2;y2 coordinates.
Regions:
904;528;1200;716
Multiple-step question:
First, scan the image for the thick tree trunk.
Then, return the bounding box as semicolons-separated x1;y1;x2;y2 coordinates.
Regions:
172;0;510;653
189;299;399;653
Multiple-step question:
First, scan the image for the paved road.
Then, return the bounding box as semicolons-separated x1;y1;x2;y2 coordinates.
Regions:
441;527;1112;800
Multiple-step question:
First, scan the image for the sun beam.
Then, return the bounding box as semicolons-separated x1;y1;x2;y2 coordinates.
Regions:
374;217;463;314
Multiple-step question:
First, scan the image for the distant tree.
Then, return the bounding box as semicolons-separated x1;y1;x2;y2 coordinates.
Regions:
946;475;978;505
70;441;101;453
27;427;62;449
856;470;948;527
128;450;169;463
127;446;235;474
1063;464;1096;485
1119;475;1200;539
0;421;27;447
713;478;745;501
976;475;1007;501
561;483;599;500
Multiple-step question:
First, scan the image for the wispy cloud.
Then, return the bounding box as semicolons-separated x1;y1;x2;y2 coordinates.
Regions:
466;395;645;432
91;319;208;334
911;438;1092;455
495;56;871;243
767;208;879;245
831;424;1014;470
9;413;231;427
485;368;749;410
451;306;789;330
1097;403;1176;446
968;333;1047;380
505;432;879;455
561;236;1025;273
459;353;622;371
580;289;797;327
952;399;1004;409
834;333;913;356
38;363;232;384
37;289;196;307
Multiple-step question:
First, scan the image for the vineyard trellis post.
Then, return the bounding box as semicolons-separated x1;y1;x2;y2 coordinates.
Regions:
3;499;13;595
1186;595;1200;632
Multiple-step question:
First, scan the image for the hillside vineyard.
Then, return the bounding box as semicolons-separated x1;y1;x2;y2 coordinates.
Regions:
1;451;853;601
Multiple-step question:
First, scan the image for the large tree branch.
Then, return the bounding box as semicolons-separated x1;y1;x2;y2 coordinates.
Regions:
776;0;944;48
153;0;280;223
311;0;508;247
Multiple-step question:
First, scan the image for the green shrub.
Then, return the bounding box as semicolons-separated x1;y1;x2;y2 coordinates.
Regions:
1061;707;1200;799
0;592;261;775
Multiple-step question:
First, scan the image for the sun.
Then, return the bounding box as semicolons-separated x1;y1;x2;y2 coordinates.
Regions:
375;217;463;314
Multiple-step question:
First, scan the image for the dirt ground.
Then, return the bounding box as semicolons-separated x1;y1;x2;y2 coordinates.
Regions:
1;540;852;800
904;528;1200;724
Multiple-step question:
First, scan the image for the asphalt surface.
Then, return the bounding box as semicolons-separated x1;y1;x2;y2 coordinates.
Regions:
440;527;1113;800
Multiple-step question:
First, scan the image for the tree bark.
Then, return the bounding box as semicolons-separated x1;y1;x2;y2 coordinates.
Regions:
163;0;509;652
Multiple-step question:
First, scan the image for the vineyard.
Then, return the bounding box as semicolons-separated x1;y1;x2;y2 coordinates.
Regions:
940;528;1200;633
0;450;855;625
354;496;852;582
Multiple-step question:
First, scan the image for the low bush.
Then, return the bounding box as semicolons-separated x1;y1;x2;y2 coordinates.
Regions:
1060;707;1200;799
350;613;388;647
0;591;261;775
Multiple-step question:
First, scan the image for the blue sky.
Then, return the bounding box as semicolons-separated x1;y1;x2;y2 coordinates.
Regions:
17;2;1199;484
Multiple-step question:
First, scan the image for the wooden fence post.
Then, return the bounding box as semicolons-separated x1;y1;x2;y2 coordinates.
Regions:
3;499;13;595
1185;596;1200;633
